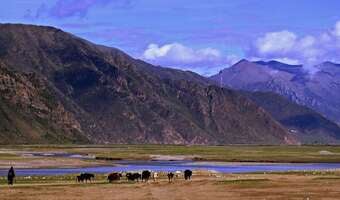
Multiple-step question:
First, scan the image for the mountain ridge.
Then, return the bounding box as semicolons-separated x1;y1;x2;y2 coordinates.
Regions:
243;91;340;144
0;23;293;145
211;59;340;125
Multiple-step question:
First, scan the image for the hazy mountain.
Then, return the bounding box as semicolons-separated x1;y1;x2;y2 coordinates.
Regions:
0;24;293;145
211;59;340;125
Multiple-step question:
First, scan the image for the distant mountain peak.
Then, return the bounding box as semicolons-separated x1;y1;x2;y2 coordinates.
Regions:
234;59;251;65
254;60;302;67
210;56;340;126
320;61;340;67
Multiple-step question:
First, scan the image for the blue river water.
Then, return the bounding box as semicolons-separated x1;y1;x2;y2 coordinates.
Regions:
1;160;340;176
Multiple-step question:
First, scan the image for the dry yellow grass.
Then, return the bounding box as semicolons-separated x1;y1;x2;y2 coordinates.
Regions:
1;173;340;200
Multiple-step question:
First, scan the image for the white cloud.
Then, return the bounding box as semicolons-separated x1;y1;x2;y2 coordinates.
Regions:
333;21;340;37
141;20;340;76
249;20;340;67
225;54;241;66
272;58;300;65
249;57;300;65
197;48;221;58
256;31;297;55
141;43;241;76
143;43;221;63
143;43;172;60
299;36;316;48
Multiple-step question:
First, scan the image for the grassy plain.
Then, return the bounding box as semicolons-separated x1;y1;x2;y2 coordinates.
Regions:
1;145;340;199
1;172;340;199
2;144;340;163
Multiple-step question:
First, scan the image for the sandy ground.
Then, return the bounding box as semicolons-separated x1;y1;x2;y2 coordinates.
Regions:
0;149;109;169
1;174;340;200
149;154;201;161
0;157;110;169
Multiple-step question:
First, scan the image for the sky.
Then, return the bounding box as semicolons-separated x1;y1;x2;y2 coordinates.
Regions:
1;0;340;76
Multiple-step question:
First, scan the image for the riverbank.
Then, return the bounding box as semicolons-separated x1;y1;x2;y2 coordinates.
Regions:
1;171;340;199
0;149;110;169
3;145;340;164
2;145;340;199
2;145;340;171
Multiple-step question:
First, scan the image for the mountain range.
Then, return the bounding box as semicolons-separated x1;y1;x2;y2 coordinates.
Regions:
0;23;297;145
1;24;340;145
243;91;340;144
211;59;340;126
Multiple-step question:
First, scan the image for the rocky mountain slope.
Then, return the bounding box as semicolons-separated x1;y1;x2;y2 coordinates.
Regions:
243;91;340;144
211;59;340;125
0;24;293;145
0;61;88;144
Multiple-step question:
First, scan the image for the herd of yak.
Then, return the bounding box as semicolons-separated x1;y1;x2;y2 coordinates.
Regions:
6;166;192;185
76;170;193;183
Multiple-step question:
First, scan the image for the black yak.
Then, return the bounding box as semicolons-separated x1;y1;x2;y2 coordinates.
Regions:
167;172;174;183
141;170;151;182
107;173;122;183
184;170;192;180
77;173;95;183
126;172;141;182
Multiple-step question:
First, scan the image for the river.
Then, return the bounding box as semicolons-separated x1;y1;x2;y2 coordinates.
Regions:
1;160;340;176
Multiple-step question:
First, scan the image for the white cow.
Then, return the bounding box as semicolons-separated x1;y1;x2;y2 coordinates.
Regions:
151;171;159;182
175;170;182;179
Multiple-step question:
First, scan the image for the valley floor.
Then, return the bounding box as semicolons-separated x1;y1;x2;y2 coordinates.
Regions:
3;144;340;165
1;173;340;200
1;145;340;199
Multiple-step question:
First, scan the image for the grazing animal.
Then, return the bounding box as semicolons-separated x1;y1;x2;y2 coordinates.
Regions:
167;172;174;183
107;173;122;183
126;172;141;182
175;171;182;179
142;170;151;182
7;166;15;185
184;170;192;180
76;175;82;182
126;173;132;181
152;172;158;182
77;173;95;183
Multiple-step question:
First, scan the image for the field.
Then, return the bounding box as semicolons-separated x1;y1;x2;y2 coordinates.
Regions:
1;172;340;199
1;145;340;199
2;144;340;164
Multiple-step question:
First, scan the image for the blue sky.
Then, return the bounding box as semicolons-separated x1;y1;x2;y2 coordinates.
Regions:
1;0;340;75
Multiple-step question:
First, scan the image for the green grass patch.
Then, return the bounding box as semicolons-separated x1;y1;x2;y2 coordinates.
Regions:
313;176;340;180
0;152;20;160
3;144;340;163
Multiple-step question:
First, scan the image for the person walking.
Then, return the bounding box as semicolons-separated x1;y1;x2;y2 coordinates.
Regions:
7;166;15;185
